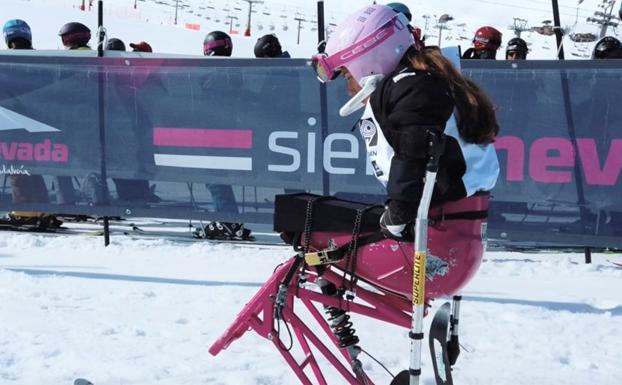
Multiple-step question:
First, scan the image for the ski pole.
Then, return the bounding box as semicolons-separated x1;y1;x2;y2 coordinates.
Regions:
409;131;444;385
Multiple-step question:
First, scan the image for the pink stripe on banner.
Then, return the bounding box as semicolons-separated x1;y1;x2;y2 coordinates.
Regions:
153;128;252;149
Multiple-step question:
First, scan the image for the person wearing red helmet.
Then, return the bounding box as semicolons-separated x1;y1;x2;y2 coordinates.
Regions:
129;41;152;52
463;26;502;59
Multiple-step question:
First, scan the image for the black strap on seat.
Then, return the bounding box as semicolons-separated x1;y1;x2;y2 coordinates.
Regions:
430;209;488;224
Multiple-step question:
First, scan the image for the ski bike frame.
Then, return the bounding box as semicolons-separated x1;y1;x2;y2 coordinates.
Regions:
210;131;484;384
210;255;413;385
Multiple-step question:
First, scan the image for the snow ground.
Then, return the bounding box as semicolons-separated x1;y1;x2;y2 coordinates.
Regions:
0;231;621;385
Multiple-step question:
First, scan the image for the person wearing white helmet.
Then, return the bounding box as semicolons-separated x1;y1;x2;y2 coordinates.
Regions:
311;4;499;238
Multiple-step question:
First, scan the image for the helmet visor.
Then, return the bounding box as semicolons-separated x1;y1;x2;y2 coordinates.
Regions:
310;13;409;83
61;31;90;48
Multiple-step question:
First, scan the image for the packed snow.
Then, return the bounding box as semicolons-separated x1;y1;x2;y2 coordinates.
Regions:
0;232;621;384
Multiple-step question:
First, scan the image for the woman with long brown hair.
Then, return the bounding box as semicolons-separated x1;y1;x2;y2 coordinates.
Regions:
312;4;500;238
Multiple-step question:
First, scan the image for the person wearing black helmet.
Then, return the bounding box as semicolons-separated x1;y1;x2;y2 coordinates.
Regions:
193;30;252;240
203;30;232;56
58;22;91;50
254;34;290;58
592;36;622;59
105;37;126;51
505;37;528;60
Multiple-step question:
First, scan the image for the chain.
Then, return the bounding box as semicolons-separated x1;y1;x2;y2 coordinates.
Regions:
342;208;365;292
302;197;317;253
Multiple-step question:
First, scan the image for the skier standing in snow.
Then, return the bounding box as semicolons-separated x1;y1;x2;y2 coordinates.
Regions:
254;33;305;196
311;4;499;238
192;31;252;241
129;41;152;52
1;19;62;229
462;26;502;60
104;37;161;205
254;33;290;58
50;21;95;206
505;37;528;60
105;37;125;51
583;35;622;235
59;22;92;50
591;36;622;59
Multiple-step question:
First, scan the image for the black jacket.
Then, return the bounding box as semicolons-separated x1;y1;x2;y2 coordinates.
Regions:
369;65;467;214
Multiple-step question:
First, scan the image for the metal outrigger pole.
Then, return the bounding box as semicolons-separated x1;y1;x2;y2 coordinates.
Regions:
409;131;445;385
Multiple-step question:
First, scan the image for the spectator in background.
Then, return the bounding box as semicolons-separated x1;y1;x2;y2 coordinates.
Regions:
105;36;161;204
462;26;502;59
386;2;424;48
253;33;304;197
129;41;152;53
386;2;411;21
55;22;93;206
203;30;232;56
586;35;622;235
254;34;290;58
59;22;91;50
105;37;126;51
193;30;252;241
1;19;62;229
505;37;528;60
591;36;622;59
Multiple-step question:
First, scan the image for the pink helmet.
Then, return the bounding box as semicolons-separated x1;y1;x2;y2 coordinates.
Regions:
314;4;414;85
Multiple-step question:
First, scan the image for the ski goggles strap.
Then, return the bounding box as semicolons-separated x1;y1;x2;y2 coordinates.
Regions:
203;39;231;54
311;13;409;83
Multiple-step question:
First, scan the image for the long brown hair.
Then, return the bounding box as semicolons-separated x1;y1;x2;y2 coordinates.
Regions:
408;47;499;144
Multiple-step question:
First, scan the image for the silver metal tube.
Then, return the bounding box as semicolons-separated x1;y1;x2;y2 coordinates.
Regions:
451;295;462;337
409;170;438;385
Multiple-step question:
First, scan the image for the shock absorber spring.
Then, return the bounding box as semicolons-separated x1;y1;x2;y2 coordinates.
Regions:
318;278;360;348
324;306;359;348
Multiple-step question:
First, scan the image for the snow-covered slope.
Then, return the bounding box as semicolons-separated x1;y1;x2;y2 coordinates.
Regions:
3;0;621;58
